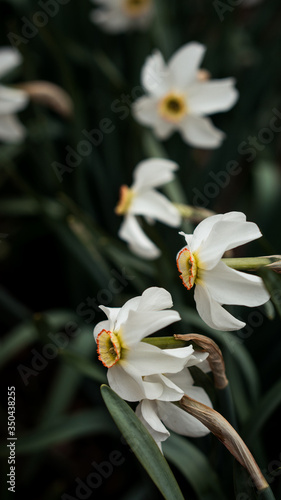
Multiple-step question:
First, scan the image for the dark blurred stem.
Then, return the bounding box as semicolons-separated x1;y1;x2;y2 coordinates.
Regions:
218;384;238;431
259;487;276;500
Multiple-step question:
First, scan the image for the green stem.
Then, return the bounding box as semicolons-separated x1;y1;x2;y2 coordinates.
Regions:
222;256;280;271
142;336;189;349
258;487;277;500
174;203;215;223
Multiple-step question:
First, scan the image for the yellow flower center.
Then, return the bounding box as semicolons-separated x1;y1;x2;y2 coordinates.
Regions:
97;329;122;368
158;92;187;123
115;185;135;215
176;247;198;290
123;0;151;17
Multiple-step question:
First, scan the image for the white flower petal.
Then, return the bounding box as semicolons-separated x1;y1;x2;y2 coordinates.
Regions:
138;286;174;311
184;385;213;409
118;286;174;328
132;95;158;125
90;9;130;33
114;297;142;329
194;282;245;331
126;342;187;374
99;305;120;325
93;319;111;340
132;158;178;191
166;368;194;393
141;50;172;96
0;113;26;142
188;352;211;372
0;85;28;114
188;78;238;116
132;96;175;139
118;215;161;259
168;42;206;89
136;400;169;450
153;117;175;139
163;345;194;360
144;373;184;401
182;211;247;254
202;261;270;306
0;47;22;79
131;190;181;226
107;362;163;402
179;115;225;149
157;399;210;437
198;218;262;268
123;309;181;345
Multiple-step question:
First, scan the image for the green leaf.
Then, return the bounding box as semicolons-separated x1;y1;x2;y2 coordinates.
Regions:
163;432;226;500
13;409;113;455
39;326;97;422
100;385;185;500
0;321;37;369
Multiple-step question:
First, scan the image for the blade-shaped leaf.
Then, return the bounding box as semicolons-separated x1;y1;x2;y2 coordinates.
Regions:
100;384;185;500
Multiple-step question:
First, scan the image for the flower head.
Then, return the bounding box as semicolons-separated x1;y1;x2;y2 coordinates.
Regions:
115;158;181;259
133;42;238;148
136;363;212;451
94;287;195;401
176;211;270;331
90;0;154;33
0;47;28;143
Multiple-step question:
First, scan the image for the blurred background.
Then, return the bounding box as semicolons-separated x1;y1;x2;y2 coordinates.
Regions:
0;0;281;499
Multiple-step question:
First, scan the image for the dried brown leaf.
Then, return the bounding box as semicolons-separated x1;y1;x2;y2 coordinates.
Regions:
180;395;269;492
174;333;228;389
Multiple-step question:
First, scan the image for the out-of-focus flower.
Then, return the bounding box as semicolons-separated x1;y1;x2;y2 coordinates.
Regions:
133;42;238;148
94;287;195;401
0;47;73;143
136;365;212;451
115;158;181;259
0;47;29;142
176;211;270;331
90;0;154;33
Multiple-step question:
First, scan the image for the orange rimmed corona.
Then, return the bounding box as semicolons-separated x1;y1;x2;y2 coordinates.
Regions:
176;247;198;290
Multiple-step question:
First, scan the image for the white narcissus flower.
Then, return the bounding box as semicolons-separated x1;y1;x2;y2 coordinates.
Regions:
133;42;239;148
90;0;154;34
94;287;195;401
0;47;29;142
176;211;270;331
136;366;212;451
115;158;181;259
